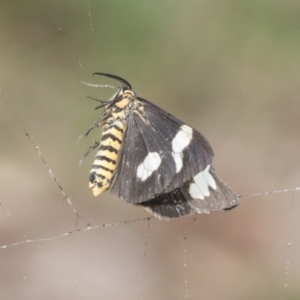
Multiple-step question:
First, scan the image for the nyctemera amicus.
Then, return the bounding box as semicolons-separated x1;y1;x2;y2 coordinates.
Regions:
81;73;240;219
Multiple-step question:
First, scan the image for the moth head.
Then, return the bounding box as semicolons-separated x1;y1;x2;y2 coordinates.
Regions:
92;73;135;105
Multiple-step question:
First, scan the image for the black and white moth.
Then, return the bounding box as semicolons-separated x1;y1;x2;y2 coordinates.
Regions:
82;73;241;219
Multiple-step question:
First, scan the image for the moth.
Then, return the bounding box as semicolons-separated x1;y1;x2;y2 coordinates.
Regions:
82;73;241;219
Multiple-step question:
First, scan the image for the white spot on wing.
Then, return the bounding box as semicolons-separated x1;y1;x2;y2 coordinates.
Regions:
137;152;162;181
194;171;210;197
203;166;217;190
172;125;193;153
188;165;217;200
172;153;183;173
171;125;193;173
189;183;205;200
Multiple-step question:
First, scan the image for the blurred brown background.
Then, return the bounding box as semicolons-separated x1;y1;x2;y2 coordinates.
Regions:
1;1;300;299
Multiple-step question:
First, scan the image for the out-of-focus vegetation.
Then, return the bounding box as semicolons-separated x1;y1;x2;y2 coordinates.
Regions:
1;1;300;299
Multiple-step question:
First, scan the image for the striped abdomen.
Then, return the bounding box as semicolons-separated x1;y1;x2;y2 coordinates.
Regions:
89;120;125;196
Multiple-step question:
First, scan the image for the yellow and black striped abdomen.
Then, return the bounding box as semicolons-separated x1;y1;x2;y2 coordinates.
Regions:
89;120;125;196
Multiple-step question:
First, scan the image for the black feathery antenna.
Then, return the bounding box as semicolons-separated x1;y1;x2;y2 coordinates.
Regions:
93;73;132;89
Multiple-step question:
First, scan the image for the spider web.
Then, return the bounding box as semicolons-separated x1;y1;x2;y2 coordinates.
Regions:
1;1;300;299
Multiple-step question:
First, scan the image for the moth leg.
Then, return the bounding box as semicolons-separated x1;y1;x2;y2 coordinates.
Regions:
77;112;112;143
85;96;107;110
78;140;100;168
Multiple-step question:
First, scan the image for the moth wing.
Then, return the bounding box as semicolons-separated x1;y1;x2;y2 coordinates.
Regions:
110;99;214;204
139;166;241;219
110;112;170;204
185;166;241;213
139;102;213;193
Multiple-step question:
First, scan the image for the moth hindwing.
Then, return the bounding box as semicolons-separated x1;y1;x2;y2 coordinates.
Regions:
84;73;240;219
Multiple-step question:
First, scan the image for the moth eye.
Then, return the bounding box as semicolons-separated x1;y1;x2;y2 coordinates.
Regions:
89;172;97;183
